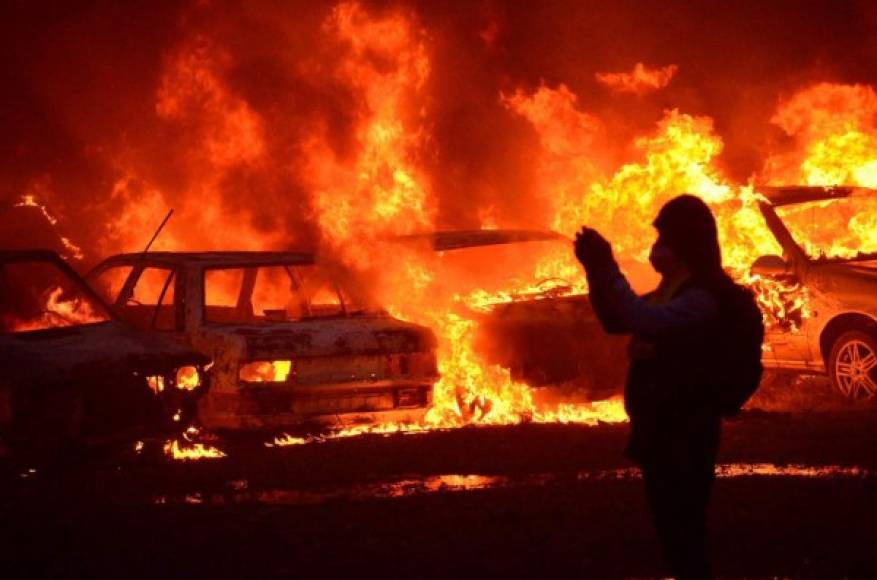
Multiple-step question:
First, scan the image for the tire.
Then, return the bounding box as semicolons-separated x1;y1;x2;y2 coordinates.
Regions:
828;330;877;401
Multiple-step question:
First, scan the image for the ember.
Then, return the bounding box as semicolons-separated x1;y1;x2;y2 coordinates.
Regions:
163;439;226;461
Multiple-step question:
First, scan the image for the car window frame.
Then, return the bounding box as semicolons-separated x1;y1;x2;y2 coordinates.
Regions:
91;259;184;333
201;263;350;324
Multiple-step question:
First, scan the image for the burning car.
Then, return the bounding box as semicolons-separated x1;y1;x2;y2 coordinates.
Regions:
0;250;209;457
404;230;631;402
471;188;877;404
751;186;877;399
474;291;629;401
87;252;438;431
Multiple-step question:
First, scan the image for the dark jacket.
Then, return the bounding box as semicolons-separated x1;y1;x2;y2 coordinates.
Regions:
585;263;723;467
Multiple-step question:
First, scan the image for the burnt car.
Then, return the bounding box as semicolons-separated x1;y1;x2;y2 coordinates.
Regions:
0;250;209;456
751;186;877;399
400;230;630;402
475;288;629;400
87;252;438;431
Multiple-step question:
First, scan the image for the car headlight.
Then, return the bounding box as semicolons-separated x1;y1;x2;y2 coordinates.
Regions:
239;360;293;384
174;366;201;391
147;375;165;394
145;365;204;394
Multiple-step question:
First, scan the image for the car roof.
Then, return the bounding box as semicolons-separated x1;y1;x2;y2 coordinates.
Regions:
0;249;69;263
96;251;316;269
94;230;565;269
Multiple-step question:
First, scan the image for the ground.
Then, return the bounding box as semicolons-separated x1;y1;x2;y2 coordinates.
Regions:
1;378;876;579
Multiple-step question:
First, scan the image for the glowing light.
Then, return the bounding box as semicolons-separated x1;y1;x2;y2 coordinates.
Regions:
239;361;293;383
175;366;201;390
11;287;109;333
164;439;226;461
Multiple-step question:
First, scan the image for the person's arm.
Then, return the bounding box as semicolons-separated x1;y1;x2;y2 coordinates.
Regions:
574;227;717;337
584;262;633;334
602;270;718;337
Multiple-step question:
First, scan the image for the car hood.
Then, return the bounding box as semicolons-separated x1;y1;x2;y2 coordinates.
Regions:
0;321;209;385
204;315;437;359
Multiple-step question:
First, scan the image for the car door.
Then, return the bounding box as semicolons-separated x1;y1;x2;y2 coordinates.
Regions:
756;275;813;370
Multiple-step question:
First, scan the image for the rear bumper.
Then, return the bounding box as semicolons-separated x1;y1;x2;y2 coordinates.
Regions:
198;379;434;431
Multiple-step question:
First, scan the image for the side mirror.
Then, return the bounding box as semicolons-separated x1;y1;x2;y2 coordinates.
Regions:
750;254;789;278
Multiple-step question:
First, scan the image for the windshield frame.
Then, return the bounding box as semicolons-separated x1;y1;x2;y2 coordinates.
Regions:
0;251;116;334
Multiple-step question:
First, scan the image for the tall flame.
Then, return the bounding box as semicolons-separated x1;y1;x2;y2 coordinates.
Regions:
763;83;877;259
303;6;628;429
305;1;434;266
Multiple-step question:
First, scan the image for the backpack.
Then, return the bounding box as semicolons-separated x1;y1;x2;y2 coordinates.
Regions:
711;282;765;417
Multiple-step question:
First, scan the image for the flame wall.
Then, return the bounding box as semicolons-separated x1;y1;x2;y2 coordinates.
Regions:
3;0;877;262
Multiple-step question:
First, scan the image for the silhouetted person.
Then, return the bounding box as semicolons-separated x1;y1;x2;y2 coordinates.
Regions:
574;195;757;580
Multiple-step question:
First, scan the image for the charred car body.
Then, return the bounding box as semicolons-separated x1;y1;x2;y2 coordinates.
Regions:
411;230;630;402
478;188;877;402
87;252;438;431
0;251;209;455
752;186;877;399
475;290;629;401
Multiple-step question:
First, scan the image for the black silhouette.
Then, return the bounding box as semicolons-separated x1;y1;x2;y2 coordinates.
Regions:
574;195;764;580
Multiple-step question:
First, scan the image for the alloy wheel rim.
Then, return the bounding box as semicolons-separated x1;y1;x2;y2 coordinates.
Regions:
835;340;877;400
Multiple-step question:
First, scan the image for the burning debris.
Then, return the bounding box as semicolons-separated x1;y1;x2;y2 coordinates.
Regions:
164;439;226;461
164;427;226;461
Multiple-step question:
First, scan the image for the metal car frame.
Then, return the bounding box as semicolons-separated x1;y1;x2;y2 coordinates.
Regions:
88;252;438;431
755;187;877;389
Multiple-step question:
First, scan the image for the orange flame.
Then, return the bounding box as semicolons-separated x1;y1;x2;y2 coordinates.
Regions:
14;194;84;260
595;63;679;96
305;1;434;266
163;439;226;461
10;287;109;333
762;83;877;259
239;361;293;383
766;83;877;188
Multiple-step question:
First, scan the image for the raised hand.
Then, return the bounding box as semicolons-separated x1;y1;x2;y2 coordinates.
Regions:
574;227;614;271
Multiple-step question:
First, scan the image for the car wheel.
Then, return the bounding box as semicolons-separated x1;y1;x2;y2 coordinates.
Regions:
828;331;877;400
